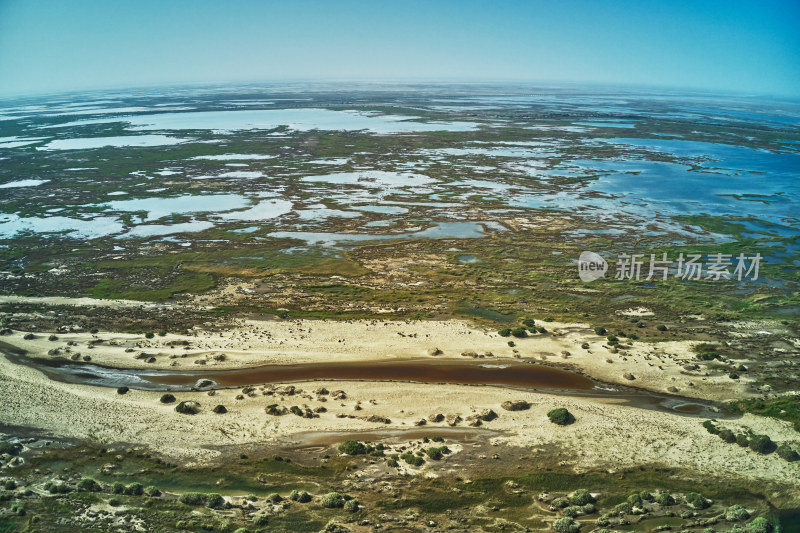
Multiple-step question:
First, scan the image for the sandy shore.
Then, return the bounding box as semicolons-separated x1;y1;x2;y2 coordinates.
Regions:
1;315;752;401
0;349;797;491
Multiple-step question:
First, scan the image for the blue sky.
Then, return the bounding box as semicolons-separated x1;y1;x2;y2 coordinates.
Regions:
0;0;798;97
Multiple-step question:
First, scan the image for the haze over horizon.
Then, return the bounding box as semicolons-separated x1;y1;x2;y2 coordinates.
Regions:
1;0;799;99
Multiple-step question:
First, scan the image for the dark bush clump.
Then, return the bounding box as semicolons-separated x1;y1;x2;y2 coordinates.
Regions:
145;332;155;339
212;405;227;414
498;328;512;337
125;482;144;496
160;393;176;404
426;447;444;460
290;490;312;503
77;478;102;492
175;401;200;414
655;492;675;506
511;326;528;338
321;492;346;508
746;517;773;533
594;326;606;335
776;444;799;462
568;488;595;506
522;318;536;328
112;482;125;494
547;408;575;426
725;504;750;521
0;443;22;456
402;452;425;466
702;420;719;434
736;433;750;447
684;492;708;509
205;493;223;508
553;517;580;533
748;434;773;454
719;429;736;443
144;485;161;497
338;440;367;455
116;386;129;395
179;492;208;506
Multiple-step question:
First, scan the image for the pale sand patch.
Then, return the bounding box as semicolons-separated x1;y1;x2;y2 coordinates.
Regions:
3;317;751;401
0;353;797;487
616;307;655;317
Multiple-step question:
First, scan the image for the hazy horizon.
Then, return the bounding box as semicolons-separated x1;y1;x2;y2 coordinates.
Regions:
1;0;799;100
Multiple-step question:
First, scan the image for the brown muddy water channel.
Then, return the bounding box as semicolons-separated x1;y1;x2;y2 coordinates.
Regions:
1;344;726;419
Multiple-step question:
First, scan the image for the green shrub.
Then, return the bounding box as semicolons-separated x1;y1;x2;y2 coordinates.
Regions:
125;482;144;496
144;485;161;497
726;504;750;521
253;515;269;526
748;434;773;454
498;328;512;337
321;492;345;509
543;316;554;322
522;318;536;328
606;335;618;343
159;393;176;404
627;493;643;507
736;433;750;447
108;497;122;506
402;453;424;466
563;505;582;518
511;326;528;338
719;429;736;443
657;324;668;331
426;447;444;460
212;405;227;414
640;490;653;501
568;489;594;506
776;444;799;462
552;516;580;533
655;492;675;506
145;332;155;339
387;458;398;468
685;492;708;509
266;493;283;503
343;499;359;512
205;493;224;508
613;501;632;515
290;490;312;503
547;408;574;426
338;440;367;455
76;478;102;492
594;326;606;335
550;497;569;509
702;420;719;434
746;517;772;533
179;492;207;506
697;351;718;361
3;479;17;490
116;387;129;395
112;482;125;494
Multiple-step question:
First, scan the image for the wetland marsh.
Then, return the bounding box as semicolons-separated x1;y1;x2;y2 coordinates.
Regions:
1;84;799;532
